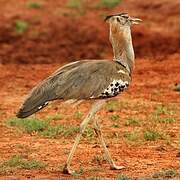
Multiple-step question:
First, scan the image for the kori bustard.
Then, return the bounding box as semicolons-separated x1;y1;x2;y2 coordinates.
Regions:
17;13;142;174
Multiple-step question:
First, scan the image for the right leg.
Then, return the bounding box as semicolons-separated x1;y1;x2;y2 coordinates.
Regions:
93;117;125;170
63;100;106;174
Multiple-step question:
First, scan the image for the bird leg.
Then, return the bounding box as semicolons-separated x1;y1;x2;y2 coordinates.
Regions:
63;100;106;174
93;117;125;170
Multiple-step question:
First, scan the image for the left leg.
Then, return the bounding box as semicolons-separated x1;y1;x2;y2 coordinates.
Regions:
63;100;106;174
93;117;125;170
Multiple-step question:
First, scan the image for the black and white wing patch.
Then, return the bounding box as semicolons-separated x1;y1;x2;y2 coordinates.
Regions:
99;79;129;98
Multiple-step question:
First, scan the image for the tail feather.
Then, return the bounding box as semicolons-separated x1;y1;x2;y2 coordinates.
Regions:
16;80;55;118
16;101;49;118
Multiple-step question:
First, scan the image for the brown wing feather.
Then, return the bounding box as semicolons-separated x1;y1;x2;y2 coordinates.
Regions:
17;60;130;118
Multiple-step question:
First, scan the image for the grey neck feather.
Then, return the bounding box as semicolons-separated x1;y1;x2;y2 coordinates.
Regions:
109;25;135;74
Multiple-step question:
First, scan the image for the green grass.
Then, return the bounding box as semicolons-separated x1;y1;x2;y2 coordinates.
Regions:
27;2;43;9
124;117;141;126
110;114;120;121
112;123;119;128
74;111;83;119
66;0;83;8
98;0;122;8
92;155;107;165
45;113;63;121
42;125;79;138
124;131;139;141
3;155;45;169
6;117;48;133
14;20;29;35
88;177;100;180
41;125;65;138
83;127;94;140
152;169;178;178
154;104;174;116
63;126;79;137
117;174;129;180
6;117;79;138
105;100;119;112
155;117;176;123
144;130;162;141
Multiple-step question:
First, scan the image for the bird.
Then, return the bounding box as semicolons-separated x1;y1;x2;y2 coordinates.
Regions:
16;13;142;174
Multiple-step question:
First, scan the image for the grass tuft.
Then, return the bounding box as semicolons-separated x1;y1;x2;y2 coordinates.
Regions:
92;155;107;165
41;125;65;138
27;2;43;9
117;174;129;180
74;111;83;119
110;114;120;121
152;169;178;178
67;0;83;8
63;126;79;137
6;117;48;133
88;177;100;180
124;117;140;126
105;100;119;112
124;131;139;141
45;113;63;121
14;20;29;35
154;105;174;116
98;0;122;8
144;130;162;141
156;117;176;123
3;155;45;169
112;124;119;128
83;127;94;140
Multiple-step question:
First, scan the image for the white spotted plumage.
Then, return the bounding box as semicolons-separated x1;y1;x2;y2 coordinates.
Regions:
100;79;129;98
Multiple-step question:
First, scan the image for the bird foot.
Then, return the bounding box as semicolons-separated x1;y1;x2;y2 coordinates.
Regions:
110;165;125;170
63;164;75;175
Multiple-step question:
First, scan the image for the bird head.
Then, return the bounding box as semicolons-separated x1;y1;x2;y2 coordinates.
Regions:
105;13;142;27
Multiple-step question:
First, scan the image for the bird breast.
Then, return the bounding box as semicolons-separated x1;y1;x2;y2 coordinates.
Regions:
99;79;129;98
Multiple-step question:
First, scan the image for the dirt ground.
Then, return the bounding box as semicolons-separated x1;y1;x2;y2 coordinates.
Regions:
0;0;180;179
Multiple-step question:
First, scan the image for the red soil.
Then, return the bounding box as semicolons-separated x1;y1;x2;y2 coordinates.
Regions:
0;0;179;179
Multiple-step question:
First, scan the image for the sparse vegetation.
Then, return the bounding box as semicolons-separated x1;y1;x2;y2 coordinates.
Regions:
6;117;48;133
98;0;122;8
74;111;83;119
41;125;79;138
6;117;79;138
110;114;120;121
117;174;129;180
67;0;83;8
3;155;45;169
92;155;107;165
14;20;29;35
45;113;63;121
105;100;119;112
152;169;178;178
124;117;141;126
112;123;119;128
124;131;139;141
41;125;65;138
154;104;174;116
83;127;94;140
155;117;176;123
27;2;43;9
63;126;79;137
144;130;162;141
88;177;100;180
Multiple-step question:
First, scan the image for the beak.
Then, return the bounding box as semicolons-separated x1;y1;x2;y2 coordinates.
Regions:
129;17;142;24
